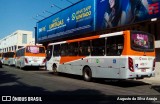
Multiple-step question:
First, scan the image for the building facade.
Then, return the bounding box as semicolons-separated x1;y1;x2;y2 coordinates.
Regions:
0;30;34;53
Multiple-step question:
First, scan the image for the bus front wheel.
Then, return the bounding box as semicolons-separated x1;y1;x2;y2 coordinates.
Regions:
83;67;92;82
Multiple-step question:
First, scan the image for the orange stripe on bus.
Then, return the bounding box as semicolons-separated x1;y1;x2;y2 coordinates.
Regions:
122;51;155;56
25;53;46;57
60;56;86;64
66;35;100;43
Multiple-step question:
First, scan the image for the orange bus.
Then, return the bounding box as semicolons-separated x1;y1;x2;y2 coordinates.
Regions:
15;45;46;69
46;30;155;81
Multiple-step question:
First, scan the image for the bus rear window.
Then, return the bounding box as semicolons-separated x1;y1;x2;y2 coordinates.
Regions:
131;32;154;51
26;46;45;53
8;52;15;58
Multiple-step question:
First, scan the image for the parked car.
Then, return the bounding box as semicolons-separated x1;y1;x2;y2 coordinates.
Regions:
0;60;2;68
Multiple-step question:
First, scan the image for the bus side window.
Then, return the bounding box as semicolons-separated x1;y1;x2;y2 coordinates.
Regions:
79;40;90;56
106;35;124;56
68;42;78;56
53;44;60;56
61;43;68;56
91;38;105;56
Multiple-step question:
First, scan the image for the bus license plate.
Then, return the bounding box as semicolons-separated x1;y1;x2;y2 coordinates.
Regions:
141;69;146;72
34;60;37;62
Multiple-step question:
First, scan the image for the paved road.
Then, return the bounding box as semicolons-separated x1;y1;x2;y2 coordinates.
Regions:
0;66;160;104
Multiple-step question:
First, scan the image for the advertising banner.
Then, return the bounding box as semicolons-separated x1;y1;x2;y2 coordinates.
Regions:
97;0;160;30
37;0;95;43
37;0;160;43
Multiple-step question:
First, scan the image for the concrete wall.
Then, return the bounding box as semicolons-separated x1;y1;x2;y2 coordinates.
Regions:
155;41;160;48
0;30;34;52
155;40;160;77
155;62;160;77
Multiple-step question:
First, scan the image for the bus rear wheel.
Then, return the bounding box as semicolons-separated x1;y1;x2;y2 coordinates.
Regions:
83;67;92;82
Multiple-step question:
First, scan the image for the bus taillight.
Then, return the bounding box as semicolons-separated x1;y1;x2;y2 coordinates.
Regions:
25;58;28;63
43;59;46;64
128;57;134;72
153;59;156;71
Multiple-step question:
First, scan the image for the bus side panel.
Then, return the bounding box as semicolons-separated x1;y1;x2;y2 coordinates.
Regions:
70;57;99;76
56;56;122;79
58;57;83;75
58;56;87;75
58;56;121;79
88;57;120;79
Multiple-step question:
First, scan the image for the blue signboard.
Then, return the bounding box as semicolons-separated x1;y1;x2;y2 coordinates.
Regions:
37;0;95;43
37;0;160;43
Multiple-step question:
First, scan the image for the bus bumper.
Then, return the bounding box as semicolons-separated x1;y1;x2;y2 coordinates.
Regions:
135;72;155;79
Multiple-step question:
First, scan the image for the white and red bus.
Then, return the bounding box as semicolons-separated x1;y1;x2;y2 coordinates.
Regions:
46;30;155;81
2;51;15;66
15;45;46;69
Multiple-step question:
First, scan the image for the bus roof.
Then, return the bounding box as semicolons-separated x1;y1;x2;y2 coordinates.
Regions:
48;31;125;46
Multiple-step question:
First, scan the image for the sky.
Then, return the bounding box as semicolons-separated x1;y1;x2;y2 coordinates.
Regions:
0;0;80;39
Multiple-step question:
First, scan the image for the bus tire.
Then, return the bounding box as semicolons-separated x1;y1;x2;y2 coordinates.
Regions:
20;63;23;69
20;65;22;69
8;61;11;66
52;64;58;75
15;63;18;68
83;67;92;82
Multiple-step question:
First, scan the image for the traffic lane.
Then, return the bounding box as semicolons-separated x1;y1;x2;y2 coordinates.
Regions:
0;66;120;103
31;68;160;95
1;66;160;96
38;71;160;95
1;66;160;103
0;72;107;103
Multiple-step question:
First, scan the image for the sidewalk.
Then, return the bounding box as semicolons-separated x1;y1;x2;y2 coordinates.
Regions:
140;75;160;85
141;62;160;85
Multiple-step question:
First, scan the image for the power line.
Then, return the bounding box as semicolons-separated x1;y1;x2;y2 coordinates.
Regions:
36;14;46;18
43;10;53;14
51;4;62;10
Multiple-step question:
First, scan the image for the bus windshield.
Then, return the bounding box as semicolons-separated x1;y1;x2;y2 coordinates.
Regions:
26;46;45;53
131;32;154;52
